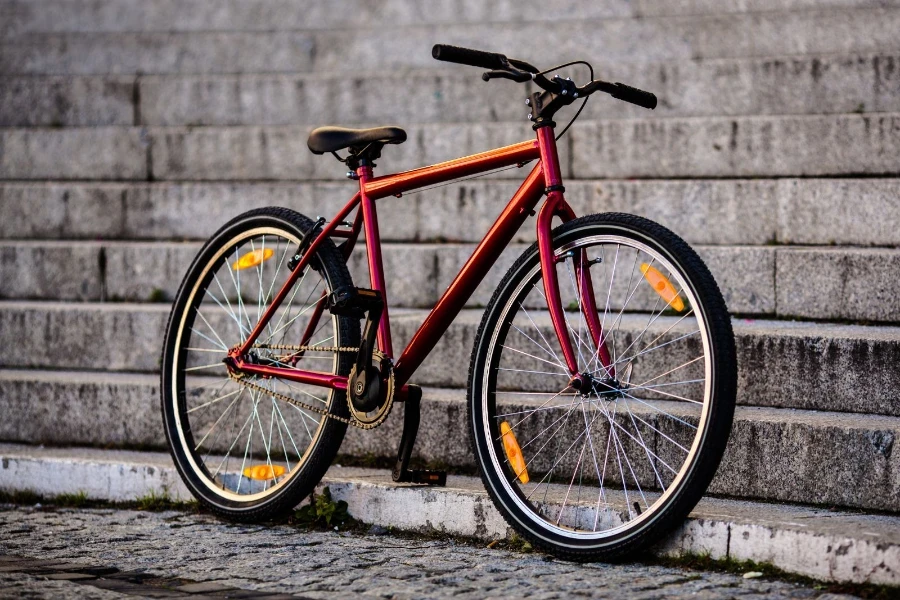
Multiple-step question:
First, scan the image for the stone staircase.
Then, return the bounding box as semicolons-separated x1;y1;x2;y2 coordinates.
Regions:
1;0;899;553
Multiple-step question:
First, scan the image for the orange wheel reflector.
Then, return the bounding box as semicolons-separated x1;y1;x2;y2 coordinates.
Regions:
640;263;685;312
232;248;274;271
500;421;530;484
242;464;286;480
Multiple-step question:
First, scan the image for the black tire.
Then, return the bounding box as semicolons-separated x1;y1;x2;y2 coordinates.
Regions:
468;213;736;560
161;207;359;522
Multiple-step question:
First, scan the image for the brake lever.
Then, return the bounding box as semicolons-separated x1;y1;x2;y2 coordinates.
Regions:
481;69;532;83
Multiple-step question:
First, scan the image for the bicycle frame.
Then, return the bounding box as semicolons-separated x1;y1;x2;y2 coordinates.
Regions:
227;126;613;398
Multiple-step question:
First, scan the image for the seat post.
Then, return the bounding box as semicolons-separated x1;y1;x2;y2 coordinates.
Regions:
356;162;394;358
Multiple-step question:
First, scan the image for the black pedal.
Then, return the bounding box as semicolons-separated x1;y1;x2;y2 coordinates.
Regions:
406;470;447;486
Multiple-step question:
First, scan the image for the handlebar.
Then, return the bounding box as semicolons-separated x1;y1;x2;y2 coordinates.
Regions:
432;43;657;111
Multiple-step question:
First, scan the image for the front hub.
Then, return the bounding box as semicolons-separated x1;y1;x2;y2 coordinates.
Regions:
570;372;626;400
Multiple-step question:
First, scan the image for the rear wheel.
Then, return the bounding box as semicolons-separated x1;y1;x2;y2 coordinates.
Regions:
468;213;736;559
161;207;359;521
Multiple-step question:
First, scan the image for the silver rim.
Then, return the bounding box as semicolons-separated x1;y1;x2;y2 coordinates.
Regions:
171;226;342;504
479;232;713;542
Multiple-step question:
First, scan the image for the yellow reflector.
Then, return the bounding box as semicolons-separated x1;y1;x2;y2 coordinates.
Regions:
640;263;685;312
500;421;530;484
242;464;286;481
232;248;274;271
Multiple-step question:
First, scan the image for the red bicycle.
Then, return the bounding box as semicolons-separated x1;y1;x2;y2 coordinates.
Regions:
161;45;736;559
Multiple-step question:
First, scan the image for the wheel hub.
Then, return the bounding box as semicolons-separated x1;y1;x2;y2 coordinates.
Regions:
571;372;626;399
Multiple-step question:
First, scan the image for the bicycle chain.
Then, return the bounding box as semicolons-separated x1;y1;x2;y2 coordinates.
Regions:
226;343;392;430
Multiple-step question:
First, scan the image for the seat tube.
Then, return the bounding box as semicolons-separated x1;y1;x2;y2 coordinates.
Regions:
535;126;609;376
357;164;393;357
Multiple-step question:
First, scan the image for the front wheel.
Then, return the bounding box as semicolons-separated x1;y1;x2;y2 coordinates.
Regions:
468;213;736;560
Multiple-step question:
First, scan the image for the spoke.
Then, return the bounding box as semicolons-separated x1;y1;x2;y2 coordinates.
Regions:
622;356;706;393
187;387;243;414
193;387;245;451
185;376;232;391
213;272;247;341
189;327;227;352
520;303;564;367
496;367;570;378
609;327;700;374
185;347;228;353
265;269;308;343
618;391;698;430
510;321;564;365
193;306;230;352
500;345;569;373
184;362;227;372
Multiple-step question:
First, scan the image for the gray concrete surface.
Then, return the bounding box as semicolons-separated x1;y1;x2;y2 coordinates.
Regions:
2;303;898;415
0;75;135;127
4;52;891;128
0;240;777;315
0;443;897;586
4;0;899;34
3;115;896;183
776;247;900;322
571;113;900;178
1;368;898;510
0;128;147;180
3;9;900;74
3;178;898;246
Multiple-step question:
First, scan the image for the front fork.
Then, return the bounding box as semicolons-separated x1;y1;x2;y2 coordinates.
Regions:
534;127;613;382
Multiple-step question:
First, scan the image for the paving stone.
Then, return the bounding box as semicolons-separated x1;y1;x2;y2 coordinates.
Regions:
176;581;235;593
0;504;887;592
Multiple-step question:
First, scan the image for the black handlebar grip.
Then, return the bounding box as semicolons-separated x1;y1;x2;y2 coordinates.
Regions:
432;44;508;70
610;82;658;110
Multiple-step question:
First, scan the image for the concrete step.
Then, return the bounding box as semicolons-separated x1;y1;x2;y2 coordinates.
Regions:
1;304;898;416
5;0;900;35
2;115;898;181
0;240;777;315
2;179;898;248
1;371;899;511
0;128;148;180
0;443;896;584
0;76;136;127
3;9;900;75
3;240;899;321
4;52;898;127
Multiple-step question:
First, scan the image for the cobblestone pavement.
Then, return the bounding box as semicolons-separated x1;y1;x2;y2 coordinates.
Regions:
0;506;860;599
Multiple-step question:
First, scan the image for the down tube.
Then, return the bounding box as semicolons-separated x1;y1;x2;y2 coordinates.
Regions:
392;166;545;387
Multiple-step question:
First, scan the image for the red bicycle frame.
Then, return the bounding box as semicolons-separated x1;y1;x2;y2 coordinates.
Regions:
227;126;613;397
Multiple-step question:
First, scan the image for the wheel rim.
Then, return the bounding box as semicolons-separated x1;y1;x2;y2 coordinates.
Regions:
171;226;342;504
479;231;714;541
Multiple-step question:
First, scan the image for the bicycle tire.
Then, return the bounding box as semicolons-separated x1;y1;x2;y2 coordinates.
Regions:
468;212;736;559
161;207;359;521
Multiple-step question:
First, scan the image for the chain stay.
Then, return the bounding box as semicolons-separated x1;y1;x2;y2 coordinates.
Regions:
227;343;389;430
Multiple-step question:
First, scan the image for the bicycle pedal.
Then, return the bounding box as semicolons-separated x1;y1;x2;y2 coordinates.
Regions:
328;286;382;317
405;470;447;486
